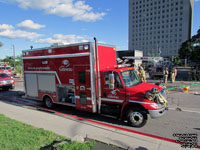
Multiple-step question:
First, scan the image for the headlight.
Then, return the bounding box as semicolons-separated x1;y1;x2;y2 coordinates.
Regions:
150;103;163;109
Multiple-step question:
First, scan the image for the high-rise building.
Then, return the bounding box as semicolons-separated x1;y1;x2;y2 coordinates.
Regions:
129;0;193;57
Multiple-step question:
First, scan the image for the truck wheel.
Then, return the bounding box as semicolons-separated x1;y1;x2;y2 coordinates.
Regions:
44;96;54;108
127;108;147;128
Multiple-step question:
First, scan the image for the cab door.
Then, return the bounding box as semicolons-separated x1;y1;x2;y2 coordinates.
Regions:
102;71;126;104
74;65;93;112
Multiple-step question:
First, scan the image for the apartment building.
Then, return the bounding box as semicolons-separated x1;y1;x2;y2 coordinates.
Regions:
129;0;193;57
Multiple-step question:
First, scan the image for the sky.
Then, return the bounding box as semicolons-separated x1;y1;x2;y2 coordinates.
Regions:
0;0;199;59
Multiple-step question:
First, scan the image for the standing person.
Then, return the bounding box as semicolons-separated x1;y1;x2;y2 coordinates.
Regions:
197;66;200;81
171;69;175;83
168;67;172;82
188;67;193;81
195;66;199;81
140;67;146;82
174;67;177;81
163;67;169;84
192;66;197;81
135;66;140;77
171;67;177;83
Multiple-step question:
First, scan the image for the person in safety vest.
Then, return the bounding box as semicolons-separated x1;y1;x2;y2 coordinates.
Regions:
163;67;169;84
139;66;146;82
171;67;177;83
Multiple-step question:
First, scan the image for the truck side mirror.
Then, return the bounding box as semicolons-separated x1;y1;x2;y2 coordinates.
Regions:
109;73;115;89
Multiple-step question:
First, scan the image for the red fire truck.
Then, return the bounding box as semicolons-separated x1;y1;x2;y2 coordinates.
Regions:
0;62;12;76
22;39;168;127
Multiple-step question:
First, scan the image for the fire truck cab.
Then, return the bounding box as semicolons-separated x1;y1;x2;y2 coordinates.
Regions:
122;56;165;79
0;62;12;76
22;41;168;127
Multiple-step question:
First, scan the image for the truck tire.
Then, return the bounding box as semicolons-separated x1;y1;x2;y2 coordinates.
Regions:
44;96;54;109
127;108;147;128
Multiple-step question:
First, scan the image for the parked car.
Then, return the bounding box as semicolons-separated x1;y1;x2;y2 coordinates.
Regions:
0;73;15;91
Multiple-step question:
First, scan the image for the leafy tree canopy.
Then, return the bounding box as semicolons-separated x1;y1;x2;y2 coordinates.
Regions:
0;55;22;67
179;28;200;64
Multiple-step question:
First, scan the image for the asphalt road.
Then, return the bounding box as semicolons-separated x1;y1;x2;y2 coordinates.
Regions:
0;81;200;146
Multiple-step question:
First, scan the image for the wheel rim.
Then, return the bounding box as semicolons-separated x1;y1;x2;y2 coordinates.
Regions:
130;112;144;126
45;98;52;108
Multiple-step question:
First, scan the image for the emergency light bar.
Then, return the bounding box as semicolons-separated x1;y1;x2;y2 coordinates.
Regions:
123;56;163;61
115;64;131;68
0;62;9;66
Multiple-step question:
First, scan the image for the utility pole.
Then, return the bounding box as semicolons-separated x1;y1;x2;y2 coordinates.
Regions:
13;45;15;70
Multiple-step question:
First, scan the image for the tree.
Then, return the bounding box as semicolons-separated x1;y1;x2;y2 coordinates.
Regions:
1;56;14;66
1;55;22;74
173;56;181;66
0;42;3;47
179;28;200;64
147;52;158;57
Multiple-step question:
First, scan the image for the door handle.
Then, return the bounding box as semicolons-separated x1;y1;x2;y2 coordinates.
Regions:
86;88;91;90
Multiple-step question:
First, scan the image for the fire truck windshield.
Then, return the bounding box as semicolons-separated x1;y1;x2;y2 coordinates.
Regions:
0;67;11;70
0;73;9;78
120;69;141;87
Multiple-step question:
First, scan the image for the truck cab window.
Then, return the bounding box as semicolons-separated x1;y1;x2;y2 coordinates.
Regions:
104;71;112;85
114;72;123;88
78;71;86;84
104;71;123;88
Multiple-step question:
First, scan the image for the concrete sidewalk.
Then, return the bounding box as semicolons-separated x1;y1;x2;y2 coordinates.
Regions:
0;101;196;150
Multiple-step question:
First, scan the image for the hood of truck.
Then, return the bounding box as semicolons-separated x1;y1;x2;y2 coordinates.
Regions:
0;77;11;81
126;82;162;100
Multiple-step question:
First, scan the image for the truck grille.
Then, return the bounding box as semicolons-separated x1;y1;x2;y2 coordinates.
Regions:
0;80;11;85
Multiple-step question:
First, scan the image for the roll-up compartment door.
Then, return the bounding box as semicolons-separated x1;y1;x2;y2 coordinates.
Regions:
38;74;56;92
25;74;38;97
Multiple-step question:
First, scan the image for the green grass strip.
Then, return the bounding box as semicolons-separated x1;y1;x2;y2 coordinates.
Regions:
167;83;200;90
0;114;95;150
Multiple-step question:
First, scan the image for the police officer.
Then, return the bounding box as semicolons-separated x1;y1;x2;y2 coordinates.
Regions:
163;67;169;84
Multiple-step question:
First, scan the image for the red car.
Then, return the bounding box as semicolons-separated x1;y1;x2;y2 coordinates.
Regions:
0;73;15;91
